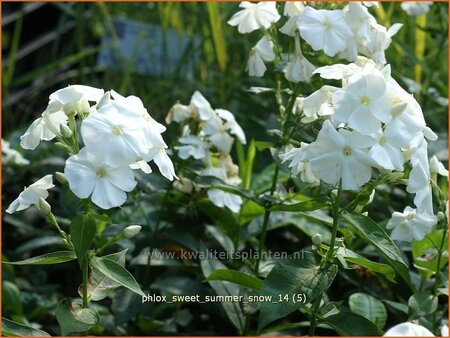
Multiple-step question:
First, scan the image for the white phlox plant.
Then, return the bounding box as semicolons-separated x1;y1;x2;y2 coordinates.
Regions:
167;91;247;213
7;85;177;211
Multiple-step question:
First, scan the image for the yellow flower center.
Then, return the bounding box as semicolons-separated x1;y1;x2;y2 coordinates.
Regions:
342;145;352;156
112;126;123;136
323;21;332;30
360;96;370;105
379;136;386;145
406;213;414;221
96;167;107;178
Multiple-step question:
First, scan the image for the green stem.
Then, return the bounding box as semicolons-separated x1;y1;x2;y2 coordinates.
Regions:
82;252;89;308
308;297;322;336
47;213;73;250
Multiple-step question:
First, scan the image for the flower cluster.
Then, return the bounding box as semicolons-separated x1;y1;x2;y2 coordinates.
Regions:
8;85;176;211
281;60;444;241
167;91;246;213
229;2;402;80
401;1;433;17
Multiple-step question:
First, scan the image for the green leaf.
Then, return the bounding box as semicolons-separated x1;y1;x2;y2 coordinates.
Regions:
2;317;51;337
323;312;384;336
70;214;97;266
251;163;290;194
343;212;410;286
258;251;337;331
90;256;144;297
3;281;23;316
349;293;387;329
79;250;127;301
337;247;396;282
200;252;245;332
269;198;329;212
4;251;76;265
412;229;448;278
206;269;263;291
16;236;64;254
206;2;227;71
408;291;438;319
56;298;99;335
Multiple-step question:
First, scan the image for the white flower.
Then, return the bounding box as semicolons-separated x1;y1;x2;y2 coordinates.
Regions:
175;135;209;160
401;2;433;17
297;7;353;57
284;33;316;83
202;115;235;154
333;69;391;134
166;102;193;124
280;143;320;185
6;175;54;214
384;322;434;336
129;160;152;174
2;140;29;166
20;101;68;150
215;108;247;144
247;36;276;77
283;2;304;17
430;155;448;177
202;167;243;213
145;147;178;181
49;85;104;116
386;206;436;242
64;147;137;209
228;1;281;34
301;85;338;123
190;91;215;121
363;128;406;171
81;102;149;167
313;63;363;81
308;120;374;190
441;325;448;337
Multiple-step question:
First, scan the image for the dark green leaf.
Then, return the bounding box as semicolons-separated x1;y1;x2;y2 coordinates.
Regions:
70;214;97;266
4;251;76;265
349;293;387;329
258;251;337;331
323;312;383;336
56;298;99;335
412;229;448;278
408;291;438;319
206;269;263;291
16;236;64;254
90;256;144;297
2;317;50;337
2;281;23;316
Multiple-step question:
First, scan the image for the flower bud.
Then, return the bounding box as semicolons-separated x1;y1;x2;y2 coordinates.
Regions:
37;197;51;215
123;225;142;238
437;211;446;222
55;172;67;184
312;233;322;246
59;124;73;138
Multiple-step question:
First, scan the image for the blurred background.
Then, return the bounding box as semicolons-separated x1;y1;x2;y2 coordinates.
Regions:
1;2;448;336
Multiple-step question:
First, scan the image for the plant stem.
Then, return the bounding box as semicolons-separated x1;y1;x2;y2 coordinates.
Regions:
82;252;89;308
308;297;322;336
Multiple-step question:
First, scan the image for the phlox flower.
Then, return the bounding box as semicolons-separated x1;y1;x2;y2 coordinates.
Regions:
190;91;215;121
166;102;193;124
228;2;280;34
49;84;104;116
332;69;391;134
6;175;54;213
279;2;305;36
280;144;320;185
81;102;149;167
175;135;209;160
297;7;353;57
202;167;243;213
301;85;338;123
2;139;30;166
247;36;276;77
401;2;433;17
215;108;247;145
308;120;374;190
64;147;137;210
203;115;235;154
284;33;316;83
429;155;448;177
20;101;68;150
144;147;178;181
386;206;437;242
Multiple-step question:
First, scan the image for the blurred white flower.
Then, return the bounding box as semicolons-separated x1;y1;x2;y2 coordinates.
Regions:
64;147;137;209
175;135;209;160
384;322;434;336
441;324;448;337
401;2;433;17
203;115;235;154
20;101;68;150
215;108;247;144
81;103;148;167
6;175;54;214
297;7;353;57
202;167;243;213
284;32;316;83
166;102;193;124
228;1;280;34
2;139;29;166
386;206;436;242
333;69;391;134
283;2;304;17
308;120;374;190
190;91;215;121
430;155;448;177
247;36;276;77
49;84;104;116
